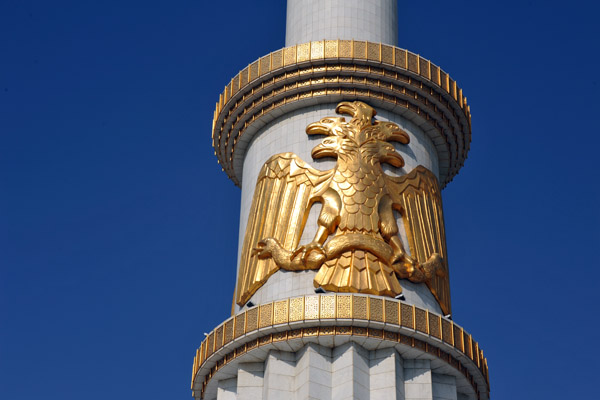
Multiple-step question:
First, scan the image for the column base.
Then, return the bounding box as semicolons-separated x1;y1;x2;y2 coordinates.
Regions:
191;295;489;399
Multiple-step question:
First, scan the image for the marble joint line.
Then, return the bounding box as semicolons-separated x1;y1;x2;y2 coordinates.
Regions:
210;40;472;188
191;294;489;399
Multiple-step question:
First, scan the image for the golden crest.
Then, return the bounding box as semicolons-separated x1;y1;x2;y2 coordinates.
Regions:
236;101;451;314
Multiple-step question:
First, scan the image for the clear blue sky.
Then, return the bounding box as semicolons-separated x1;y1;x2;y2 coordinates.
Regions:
1;1;599;399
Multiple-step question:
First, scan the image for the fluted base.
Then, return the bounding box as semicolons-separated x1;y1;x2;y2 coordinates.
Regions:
211;341;473;400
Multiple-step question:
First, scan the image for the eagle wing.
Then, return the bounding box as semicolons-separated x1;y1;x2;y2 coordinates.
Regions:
385;165;451;315
235;153;334;307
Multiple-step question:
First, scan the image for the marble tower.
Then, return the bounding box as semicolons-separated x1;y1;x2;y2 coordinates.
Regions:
192;1;489;399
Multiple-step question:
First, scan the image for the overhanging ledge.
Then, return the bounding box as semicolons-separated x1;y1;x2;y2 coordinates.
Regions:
211;40;472;188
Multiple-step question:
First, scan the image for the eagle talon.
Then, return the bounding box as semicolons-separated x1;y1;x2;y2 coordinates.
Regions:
292;242;325;261
393;253;444;283
251;237;324;271
251;240;269;259
252;238;282;260
392;260;416;279
290;245;306;260
391;250;416;267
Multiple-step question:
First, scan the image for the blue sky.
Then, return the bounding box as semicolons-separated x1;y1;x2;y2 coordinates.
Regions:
1;1;599;399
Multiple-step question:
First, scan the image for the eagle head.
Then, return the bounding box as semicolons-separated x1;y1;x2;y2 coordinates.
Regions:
310;135;346;159
336;101;376;130
373;121;410;144
307;116;354;160
377;142;406;168
305;116;348;137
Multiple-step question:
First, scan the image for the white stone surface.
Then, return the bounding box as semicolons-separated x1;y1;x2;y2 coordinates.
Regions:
263;351;295;399
236;104;440;314
432;373;457;400
332;342;370;399
404;359;434;400
295;343;332;399
244;270;317;312
236;363;264;400
286;0;398;46
217;378;237;400
370;347;404;400
398;281;443;315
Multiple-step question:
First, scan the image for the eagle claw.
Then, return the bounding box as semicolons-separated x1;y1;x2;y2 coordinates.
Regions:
291;242;326;269
252;239;273;259
393;253;444;283
292;242;322;258
251;237;325;271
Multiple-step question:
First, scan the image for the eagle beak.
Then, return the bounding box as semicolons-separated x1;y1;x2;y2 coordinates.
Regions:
306;122;329;136
311;143;336;159
381;150;405;168
336;101;376;118
335;101;357;116
388;129;410;144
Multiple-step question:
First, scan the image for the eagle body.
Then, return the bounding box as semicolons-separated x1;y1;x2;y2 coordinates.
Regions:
312;141;403;296
333;151;384;233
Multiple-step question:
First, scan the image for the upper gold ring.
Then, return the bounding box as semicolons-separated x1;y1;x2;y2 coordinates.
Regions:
211;40;472;187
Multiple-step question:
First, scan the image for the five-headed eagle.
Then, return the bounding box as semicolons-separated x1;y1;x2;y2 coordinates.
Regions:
237;101;450;314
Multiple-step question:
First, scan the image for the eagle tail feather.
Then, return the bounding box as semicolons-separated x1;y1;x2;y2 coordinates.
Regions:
314;250;402;297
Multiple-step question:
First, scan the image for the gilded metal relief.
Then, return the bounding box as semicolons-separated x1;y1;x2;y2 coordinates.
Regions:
237;101;451;314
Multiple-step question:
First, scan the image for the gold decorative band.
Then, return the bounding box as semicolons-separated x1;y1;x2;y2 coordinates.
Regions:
191;295;489;399
211;40;471;187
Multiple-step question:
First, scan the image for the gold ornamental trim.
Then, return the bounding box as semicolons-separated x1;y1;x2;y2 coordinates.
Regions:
191;294;489;399
211;40;472;188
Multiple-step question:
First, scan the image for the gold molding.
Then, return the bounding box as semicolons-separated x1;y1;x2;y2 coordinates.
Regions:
211;40;471;188
191;294;489;398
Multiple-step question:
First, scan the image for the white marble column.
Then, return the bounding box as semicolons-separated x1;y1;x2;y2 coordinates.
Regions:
286;0;398;46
